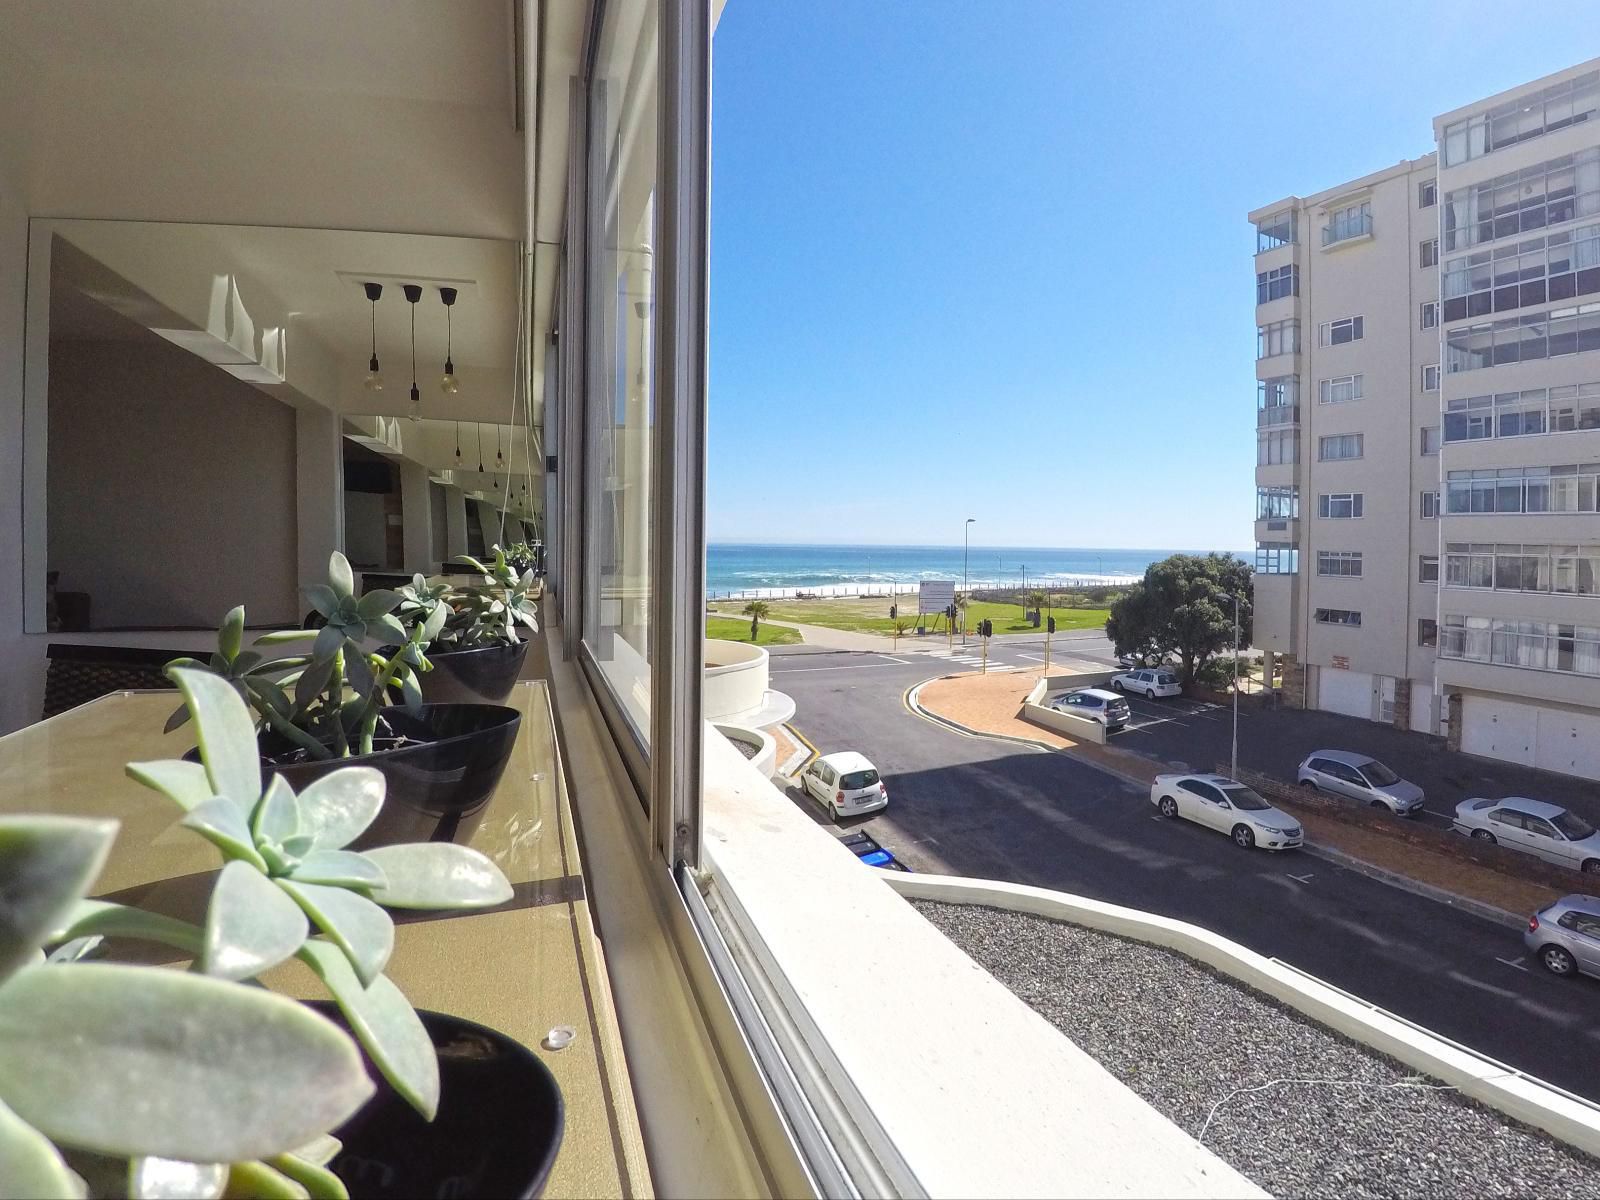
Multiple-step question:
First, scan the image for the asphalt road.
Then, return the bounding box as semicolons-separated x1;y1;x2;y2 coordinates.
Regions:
770;647;1600;1104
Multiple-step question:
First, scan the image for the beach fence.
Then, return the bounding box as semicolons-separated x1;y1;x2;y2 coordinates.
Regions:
706;575;1138;603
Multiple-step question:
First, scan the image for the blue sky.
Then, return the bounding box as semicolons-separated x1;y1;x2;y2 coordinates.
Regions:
706;2;1595;550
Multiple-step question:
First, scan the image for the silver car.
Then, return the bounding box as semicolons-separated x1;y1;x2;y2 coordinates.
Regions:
1524;895;1600;978
1048;688;1131;731
1295;750;1424;816
1453;797;1600;874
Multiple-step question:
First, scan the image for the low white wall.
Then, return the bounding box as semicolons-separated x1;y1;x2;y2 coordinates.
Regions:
712;722;776;779
1022;701;1106;744
703;639;768;722
886;873;1600;1160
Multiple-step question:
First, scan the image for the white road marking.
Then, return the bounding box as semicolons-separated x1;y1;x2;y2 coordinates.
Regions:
1017;653;1046;662
1423;807;1455;819
1445;969;1520;999
881;655;910;664
1495;955;1531;972
1288;872;1315;883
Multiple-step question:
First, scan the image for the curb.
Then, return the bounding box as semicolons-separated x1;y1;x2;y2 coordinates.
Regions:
905;683;1531;930
1299;840;1525;930
777;722;818;779
903;679;1053;753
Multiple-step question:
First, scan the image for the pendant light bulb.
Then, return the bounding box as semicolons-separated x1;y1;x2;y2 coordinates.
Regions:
363;282;384;391
439;288;460;394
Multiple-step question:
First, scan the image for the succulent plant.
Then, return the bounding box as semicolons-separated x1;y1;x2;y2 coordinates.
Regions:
397;545;540;652
500;541;538;574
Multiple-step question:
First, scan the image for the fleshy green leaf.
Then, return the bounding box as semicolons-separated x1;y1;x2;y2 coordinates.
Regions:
167;669;262;811
360;843;514;911
344;652;376;703
328;552;355;598
0;963;373;1163
370;614;408;645
288;851;386;890
298;940;438;1120
312;624;343;663
295;769;384;850
422;602;448;642
130;1157;227;1199
125;761;216;813
181;798;270;873
202;862;309;981
0;1096;83;1199
398;670;423;715
47;901;203;956
286;1135;341;1168
219;607;246;664
305;585;338;620
276;880;393;987
252;776;300;846
255;628;319;645
0;816;118;984
225;1161;311;1200
355;589;400;619
269;1152;349;1200
294;656;336;712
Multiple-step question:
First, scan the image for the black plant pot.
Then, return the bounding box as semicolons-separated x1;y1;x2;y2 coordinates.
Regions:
308;1003;564;1199
261;704;520;848
419;640;531;705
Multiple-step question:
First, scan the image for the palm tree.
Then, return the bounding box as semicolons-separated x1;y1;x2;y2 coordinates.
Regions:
891;618;910;650
954;592;970;634
742;600;771;642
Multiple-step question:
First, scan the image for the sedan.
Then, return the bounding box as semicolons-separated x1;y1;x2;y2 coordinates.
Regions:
1048;688;1131;730
1525;895;1600;978
1150;773;1304;851
1453;797;1600;874
1296;750;1424;816
1112;669;1181;699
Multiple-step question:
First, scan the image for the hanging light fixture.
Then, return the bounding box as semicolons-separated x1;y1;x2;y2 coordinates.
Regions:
476;423;485;475
362;283;384;391
439;287;460;394
454;421;462;465
403;284;422;419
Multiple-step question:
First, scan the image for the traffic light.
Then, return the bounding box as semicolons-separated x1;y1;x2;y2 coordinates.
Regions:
980;619;993;638
1047;615;1056;634
946;603;956;622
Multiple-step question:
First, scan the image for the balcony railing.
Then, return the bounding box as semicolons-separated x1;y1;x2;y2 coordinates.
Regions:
1322;213;1373;246
1257;403;1299;428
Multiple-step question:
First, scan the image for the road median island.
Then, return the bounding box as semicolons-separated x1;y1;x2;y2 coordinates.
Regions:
912;669;1571;919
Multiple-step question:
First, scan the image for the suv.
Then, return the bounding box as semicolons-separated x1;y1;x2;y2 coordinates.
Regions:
1111;669;1181;699
1048;688;1131;731
1525;895;1600;978
1296;750;1424;816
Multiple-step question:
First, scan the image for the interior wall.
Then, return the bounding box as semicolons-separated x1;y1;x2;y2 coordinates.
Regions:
0;159;29;731
47;333;299;629
430;482;448;570
343;492;391;571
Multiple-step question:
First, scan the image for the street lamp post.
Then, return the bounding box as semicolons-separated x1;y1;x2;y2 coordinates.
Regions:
963;518;975;643
1231;593;1241;779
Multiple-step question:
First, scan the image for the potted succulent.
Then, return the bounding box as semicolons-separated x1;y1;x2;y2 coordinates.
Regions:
394;548;540;706
500;541;539;575
170;552;521;847
1;669;563;1198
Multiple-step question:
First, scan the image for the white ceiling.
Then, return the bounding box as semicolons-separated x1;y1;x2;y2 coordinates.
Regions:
0;0;516;111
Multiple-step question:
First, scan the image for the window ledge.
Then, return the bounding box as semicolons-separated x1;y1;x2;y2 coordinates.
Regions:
699;731;1260;1198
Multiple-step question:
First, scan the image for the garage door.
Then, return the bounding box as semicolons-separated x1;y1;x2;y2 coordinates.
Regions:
1461;696;1537;767
1317;669;1373;721
1534;707;1600;782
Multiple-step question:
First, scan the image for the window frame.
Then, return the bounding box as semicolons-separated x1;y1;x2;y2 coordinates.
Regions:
1318;316;1365;346
1318;492;1364;519
1316;550;1363;577
1313;607;1363;627
1419;179;1437;208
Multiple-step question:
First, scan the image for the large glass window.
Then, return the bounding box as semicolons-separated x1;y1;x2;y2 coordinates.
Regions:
1318;316;1363;346
1316;550;1362;577
583;0;660;743
1443;383;1600;442
1314;608;1362;626
1318;373;1363;404
1445;465;1600;515
1254;543;1298;574
1257;428;1297;465
1442;147;1600;252
1256;485;1299;519
1257;376;1298;426
1317;433;1363;461
1256;210;1296;253
1318;492;1363;519
1446;301;1600;373
1446;541;1600;595
1257;319;1299;359
1257;264;1298;304
1440;221;1600;321
1441;614;1600;677
1441;72;1600;165
1323;201;1371;246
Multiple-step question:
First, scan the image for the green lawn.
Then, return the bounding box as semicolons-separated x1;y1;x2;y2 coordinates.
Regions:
707;597;1107;638
705;615;802;646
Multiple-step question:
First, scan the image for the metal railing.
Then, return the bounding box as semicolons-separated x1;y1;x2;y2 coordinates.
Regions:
1322;212;1373;246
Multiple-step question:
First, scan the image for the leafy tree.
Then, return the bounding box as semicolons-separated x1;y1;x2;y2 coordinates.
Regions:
1105;553;1253;684
1025;589;1048;618
742;600;771;641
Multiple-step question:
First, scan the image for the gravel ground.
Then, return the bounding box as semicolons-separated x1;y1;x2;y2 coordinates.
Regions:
913;900;1600;1199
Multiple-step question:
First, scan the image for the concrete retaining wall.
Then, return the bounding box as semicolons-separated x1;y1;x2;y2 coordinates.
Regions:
1018;671;1122;744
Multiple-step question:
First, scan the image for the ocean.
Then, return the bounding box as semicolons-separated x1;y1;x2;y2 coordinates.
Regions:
706;543;1243;599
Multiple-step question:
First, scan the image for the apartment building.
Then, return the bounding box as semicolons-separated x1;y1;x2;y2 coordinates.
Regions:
1251;59;1600;782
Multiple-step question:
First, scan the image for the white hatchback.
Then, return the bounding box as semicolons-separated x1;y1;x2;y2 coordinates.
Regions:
1149;773;1304;851
1111;669;1181;699
800;751;889;821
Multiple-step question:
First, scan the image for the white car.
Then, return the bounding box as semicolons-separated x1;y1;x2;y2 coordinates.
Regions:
799;751;888;821
1150;773;1304;851
1111;668;1181;699
1047;688;1131;730
1452;797;1600;874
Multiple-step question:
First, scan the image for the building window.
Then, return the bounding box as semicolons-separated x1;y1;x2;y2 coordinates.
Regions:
1254;543;1299;574
1442;72;1600;166
1421;300;1439;329
1420;238;1440;268
1314;608;1362;626
1318;433;1363;461
1318;492;1364;519
1257;377;1299;426
1421;490;1441;518
1317;550;1362;577
1421;364;1441;392
1323;200;1372;246
1445;542;1600;595
1445;302;1600;374
1257;428;1297;465
1257;264;1299;304
1420;426;1441;455
1441;146;1600;253
1443;382;1600;442
1319;316;1364;346
1418;618;1438;647
1256;210;1297;253
1257;318;1299;359
1256;485;1299;520
1419;179;1437;208
1446;465;1600;515
1441;614;1600;677
1318;374;1363;405
1419;555;1439;583
1441;221;1600;323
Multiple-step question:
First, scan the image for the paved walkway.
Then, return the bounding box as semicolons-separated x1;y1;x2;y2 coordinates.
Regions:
751;618;888;651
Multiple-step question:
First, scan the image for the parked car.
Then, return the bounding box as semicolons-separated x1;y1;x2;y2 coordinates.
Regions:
1295;750;1424;816
1111;668;1181;699
1150;773;1304;851
1117;651;1174;670
1047;688;1131;730
1525;895;1600;978
1452;797;1600;874
800;751;888;821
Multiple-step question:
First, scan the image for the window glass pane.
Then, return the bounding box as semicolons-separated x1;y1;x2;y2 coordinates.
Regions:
583;0;660;741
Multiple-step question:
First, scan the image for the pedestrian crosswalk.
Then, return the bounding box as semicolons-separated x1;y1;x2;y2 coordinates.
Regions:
923;648;987;666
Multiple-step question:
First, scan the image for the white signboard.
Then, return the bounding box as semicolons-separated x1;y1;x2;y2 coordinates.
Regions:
918;580;956;616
